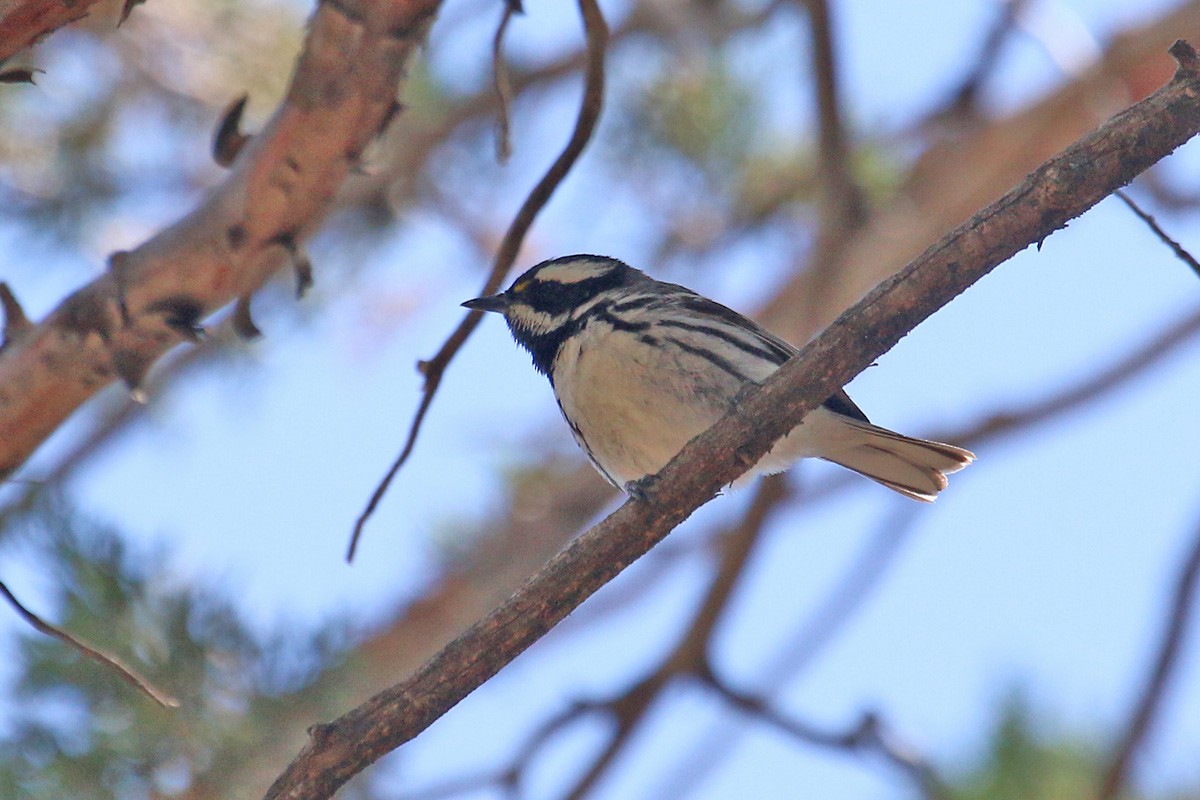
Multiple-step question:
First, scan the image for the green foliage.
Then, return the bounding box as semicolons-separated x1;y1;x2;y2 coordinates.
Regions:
604;51;755;195
944;690;1196;800
631;55;757;179
947;692;1105;800
0;500;352;800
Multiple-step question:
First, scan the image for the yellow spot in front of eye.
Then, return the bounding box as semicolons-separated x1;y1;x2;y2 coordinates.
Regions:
512;280;530;294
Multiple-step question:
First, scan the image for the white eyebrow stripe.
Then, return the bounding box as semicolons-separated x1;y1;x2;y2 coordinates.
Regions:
539;260;614;284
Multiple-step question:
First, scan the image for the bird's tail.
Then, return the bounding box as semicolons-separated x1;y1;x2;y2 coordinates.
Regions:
819;418;974;501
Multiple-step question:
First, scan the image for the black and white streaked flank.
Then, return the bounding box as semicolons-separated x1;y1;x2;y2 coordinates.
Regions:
463;254;973;500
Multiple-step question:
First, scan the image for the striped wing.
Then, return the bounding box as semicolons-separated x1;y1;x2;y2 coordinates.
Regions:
649;285;870;424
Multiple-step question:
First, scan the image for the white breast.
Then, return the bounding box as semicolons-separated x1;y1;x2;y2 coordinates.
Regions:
551;321;751;487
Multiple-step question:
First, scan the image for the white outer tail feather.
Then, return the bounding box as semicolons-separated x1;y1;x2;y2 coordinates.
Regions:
751;407;974;500
820;419;974;501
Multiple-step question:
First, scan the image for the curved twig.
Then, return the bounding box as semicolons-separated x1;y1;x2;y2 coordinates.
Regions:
0;579;179;708
347;0;610;561
405;701;596;799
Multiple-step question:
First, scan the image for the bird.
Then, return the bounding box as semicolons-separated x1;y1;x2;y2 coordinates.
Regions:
463;254;973;500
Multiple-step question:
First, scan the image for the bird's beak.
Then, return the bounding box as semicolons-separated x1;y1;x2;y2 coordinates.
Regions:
462;294;510;313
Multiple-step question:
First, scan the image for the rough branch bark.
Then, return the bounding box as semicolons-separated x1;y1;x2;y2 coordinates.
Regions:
0;0;442;479
261;41;1200;800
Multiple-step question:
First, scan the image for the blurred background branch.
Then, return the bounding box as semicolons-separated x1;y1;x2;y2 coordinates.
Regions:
1098;513;1200;800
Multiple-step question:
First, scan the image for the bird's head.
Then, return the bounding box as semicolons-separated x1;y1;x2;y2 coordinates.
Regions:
462;254;644;374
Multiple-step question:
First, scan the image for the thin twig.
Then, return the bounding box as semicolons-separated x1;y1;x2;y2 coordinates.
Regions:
0;282;31;345
1096;513;1200;800
1114;188;1200;280
348;0;610;561
0;579;179;708
940;0;1029;118
1138;168;1200;211
398;299;1200;800
649;299;1200;798
492;2;519;163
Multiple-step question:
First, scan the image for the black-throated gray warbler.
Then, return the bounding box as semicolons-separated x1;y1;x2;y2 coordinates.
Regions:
463;255;973;499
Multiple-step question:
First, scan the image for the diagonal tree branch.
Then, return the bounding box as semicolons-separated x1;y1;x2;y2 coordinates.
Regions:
261;40;1200;800
0;0;443;479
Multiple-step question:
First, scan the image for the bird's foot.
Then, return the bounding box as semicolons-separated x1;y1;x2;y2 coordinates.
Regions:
623;475;656;502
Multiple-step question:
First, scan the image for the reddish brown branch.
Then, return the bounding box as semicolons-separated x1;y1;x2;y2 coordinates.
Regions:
0;0;114;63
1097;514;1200;800
763;3;1200;340
0;0;443;479
0;578;179;708
262;41;1200;800
347;0;610;560
633;297;1200;797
